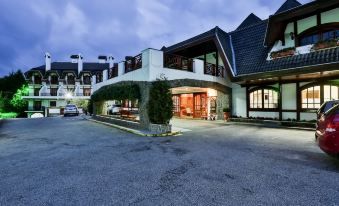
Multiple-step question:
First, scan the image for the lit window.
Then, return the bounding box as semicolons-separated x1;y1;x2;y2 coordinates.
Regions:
324;85;339;102
249;88;278;109
301;86;321;109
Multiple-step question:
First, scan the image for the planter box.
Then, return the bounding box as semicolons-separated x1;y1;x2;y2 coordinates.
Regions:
312;40;339;51
270;49;295;59
149;123;172;134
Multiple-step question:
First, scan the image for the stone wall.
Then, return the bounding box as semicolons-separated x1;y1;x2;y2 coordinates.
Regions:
216;91;230;120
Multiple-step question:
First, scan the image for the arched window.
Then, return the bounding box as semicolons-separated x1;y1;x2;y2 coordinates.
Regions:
298;24;339;46
249;88;278;109
300;83;339;109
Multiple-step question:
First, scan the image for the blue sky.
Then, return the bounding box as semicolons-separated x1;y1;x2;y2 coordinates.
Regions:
0;0;311;77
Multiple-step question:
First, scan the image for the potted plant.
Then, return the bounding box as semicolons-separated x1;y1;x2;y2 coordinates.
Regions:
270;47;296;59
223;107;231;121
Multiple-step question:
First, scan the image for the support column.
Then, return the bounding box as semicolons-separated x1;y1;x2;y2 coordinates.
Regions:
279;83;282;121
246;86;249;118
138;82;151;129
296;82;300;121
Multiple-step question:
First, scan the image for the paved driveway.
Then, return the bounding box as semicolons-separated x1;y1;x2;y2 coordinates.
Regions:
0;117;339;205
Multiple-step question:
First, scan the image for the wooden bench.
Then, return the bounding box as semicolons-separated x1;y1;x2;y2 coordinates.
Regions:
120;110;137;121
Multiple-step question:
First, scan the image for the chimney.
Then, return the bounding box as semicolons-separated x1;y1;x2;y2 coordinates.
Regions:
45;52;51;71
70;54;83;74
98;55;107;64
108;56;114;68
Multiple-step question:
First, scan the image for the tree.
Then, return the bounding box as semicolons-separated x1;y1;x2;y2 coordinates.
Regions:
148;78;173;124
10;85;28;117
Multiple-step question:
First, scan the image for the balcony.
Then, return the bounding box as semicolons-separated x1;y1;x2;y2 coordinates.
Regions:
92;48;231;92
109;66;118;79
125;54;142;73
164;54;193;72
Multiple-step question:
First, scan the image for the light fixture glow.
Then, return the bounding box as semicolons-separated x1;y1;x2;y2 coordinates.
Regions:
65;92;73;99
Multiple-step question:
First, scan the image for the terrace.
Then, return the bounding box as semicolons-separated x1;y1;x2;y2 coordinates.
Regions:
93;48;231;92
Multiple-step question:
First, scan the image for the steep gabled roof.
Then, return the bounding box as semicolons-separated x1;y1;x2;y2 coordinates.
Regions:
236;13;262;30
163;27;235;75
25;62;109;78
275;0;302;14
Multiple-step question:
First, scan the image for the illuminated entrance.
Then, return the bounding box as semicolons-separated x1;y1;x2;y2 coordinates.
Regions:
171;87;218;119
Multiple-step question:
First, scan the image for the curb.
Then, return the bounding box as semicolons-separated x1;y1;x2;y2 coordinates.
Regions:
88;118;181;137
226;121;315;131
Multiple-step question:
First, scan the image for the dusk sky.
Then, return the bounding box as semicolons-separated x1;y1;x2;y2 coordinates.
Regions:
0;0;311;77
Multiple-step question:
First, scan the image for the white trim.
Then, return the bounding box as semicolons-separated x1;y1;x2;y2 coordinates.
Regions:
215;32;235;77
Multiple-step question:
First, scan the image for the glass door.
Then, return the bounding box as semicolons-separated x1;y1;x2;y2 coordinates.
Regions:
193;93;207;118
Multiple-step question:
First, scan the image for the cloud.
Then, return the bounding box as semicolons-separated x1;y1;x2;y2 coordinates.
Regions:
0;0;312;77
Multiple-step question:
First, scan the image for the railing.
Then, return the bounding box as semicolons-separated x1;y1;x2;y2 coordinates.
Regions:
125;54;142;73
109;65;118;79
40;93;50;96
164;54;193;72
75;92;91;97
63;80;75;85
204;63;225;78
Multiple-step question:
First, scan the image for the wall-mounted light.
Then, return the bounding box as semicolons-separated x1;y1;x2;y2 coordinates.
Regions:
290;32;295;40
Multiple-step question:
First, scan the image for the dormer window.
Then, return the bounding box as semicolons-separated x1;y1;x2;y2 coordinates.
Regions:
300;34;319;46
298;26;339;47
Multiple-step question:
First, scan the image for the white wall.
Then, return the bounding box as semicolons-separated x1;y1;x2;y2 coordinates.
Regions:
93;49;232;92
282;83;296;110
300;112;317;121
232;83;246;117
249;112;279;119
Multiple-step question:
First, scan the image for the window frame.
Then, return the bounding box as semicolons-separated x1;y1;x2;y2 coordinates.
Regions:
299;82;339;112
248;86;279;111
297;23;339;47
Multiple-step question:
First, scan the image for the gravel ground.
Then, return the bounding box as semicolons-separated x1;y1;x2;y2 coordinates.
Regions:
0;117;339;205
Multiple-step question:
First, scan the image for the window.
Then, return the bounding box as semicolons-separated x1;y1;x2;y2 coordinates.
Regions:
324;85;339;102
301;86;321;109
83;76;91;84
50;101;56;107
301;84;339;109
249;88;278;109
34;88;40;96
50;88;57;96
322;30;339;41
33;101;42;111
50;75;58;84
300;34;319;46
83;88;91;96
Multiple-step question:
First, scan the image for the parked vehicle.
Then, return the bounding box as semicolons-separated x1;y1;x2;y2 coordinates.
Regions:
317;100;339;120
109;104;122;115
64;104;79;116
315;104;339;158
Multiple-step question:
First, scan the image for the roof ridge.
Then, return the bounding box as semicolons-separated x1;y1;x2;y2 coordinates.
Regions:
231;19;268;33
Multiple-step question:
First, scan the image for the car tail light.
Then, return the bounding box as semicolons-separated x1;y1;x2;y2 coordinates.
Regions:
325;114;339;133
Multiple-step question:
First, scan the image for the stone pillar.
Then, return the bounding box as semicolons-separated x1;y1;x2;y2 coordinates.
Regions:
138;82;151;129
216;90;230;120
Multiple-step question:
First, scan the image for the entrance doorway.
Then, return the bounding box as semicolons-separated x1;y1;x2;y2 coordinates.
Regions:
172;93;208;119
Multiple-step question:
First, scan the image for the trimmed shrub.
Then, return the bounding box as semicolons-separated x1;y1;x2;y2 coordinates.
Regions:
148;79;173;124
91;84;140;102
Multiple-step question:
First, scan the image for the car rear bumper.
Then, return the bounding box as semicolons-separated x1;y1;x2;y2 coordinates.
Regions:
316;132;339;156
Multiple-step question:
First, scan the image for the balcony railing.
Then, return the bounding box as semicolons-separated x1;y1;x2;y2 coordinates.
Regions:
109;65;118;79
75;92;91;97
164;54;193;72
204;63;225;78
63;80;75;85
125;54;142;73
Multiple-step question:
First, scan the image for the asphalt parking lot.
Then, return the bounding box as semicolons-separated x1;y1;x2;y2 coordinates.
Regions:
1;116;339;205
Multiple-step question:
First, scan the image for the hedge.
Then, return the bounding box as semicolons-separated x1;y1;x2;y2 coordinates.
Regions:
91;84;140;102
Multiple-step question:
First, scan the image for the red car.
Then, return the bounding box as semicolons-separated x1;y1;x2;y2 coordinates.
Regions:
316;104;339;158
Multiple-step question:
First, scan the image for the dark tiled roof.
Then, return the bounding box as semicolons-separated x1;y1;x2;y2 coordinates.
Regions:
163;28;215;52
230;20;270;75
163;27;234;71
275;0;302;14
236;13;262;30
25;62;109;78
230;20;339;76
